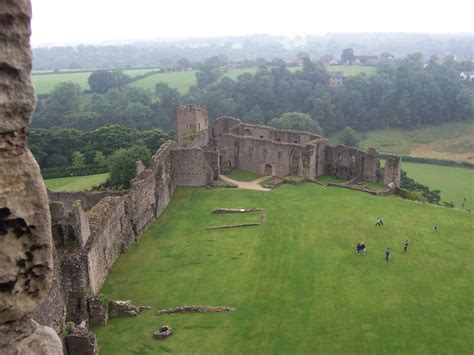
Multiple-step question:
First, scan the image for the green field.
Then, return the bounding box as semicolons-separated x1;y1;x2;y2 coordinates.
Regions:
357;121;474;164
32;68;158;95
130;70;198;93
400;162;474;210
44;173;109;192
327;64;377;76
33;65;375;95
93;185;473;354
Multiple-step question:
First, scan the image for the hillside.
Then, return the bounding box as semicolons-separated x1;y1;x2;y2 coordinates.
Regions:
357;122;474;164
93;185;473;354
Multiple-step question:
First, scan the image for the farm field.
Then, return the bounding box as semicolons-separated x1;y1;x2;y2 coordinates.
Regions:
32;68;158;95
93;184;473;354
44;173;109;192
358;121;474;163
130;70;198;93
32;65;376;95
326;64;377;76
400;162;474;210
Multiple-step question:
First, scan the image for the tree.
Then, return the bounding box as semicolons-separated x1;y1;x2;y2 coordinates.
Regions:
337;126;361;147
88;70;130;93
268;112;322;134
41;82;82;127
93;151;107;168
176;58;190;69
341;48;355;64
108;145;151;188
72;151;86;169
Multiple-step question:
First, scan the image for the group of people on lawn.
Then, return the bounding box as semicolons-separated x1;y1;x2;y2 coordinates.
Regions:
355;217;409;262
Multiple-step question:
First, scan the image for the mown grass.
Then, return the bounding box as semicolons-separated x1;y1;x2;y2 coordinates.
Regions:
93;185;473;354
227;169;261;182
44;173;109;192
357;121;474;163
32;68;158;95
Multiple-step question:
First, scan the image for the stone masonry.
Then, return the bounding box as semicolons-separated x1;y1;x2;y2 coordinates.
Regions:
0;1;63;353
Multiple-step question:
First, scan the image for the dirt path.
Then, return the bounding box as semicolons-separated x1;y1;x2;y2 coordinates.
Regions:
220;175;271;192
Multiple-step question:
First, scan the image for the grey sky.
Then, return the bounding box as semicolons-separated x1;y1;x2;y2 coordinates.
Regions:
31;0;473;46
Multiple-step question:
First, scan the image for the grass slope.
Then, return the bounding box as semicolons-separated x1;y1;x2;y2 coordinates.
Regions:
400;162;474;210
357;122;474;163
44;173;109;192
93;185;473;354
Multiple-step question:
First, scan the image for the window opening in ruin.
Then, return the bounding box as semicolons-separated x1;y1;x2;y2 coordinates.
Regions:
294;140;298;143
198;123;201;130
260;136;264;139
277;138;281;142
338;153;342;160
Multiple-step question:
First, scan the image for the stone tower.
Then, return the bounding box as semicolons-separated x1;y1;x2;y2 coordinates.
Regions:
176;105;208;146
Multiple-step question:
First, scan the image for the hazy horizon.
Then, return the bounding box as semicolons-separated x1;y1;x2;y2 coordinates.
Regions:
31;0;473;47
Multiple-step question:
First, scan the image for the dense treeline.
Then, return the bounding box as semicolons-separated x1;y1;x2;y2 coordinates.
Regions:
33;33;473;71
31;53;473;138
29;125;169;169
191;55;472;134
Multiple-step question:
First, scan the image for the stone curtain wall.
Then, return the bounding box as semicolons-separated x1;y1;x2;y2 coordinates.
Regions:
35;141;214;330
0;1;63;353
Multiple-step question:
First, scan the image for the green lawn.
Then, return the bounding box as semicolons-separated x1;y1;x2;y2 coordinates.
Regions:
357;121;474;164
400;162;474;210
32;68;158;95
93;185;473;354
44;173;109;192
226;169;261;182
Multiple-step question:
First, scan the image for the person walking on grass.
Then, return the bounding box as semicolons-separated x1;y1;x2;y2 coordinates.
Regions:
376;216;384;226
403;240;409;253
385;247;391;262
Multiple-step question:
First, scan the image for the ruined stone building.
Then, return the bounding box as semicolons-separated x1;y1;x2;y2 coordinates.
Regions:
177;105;401;187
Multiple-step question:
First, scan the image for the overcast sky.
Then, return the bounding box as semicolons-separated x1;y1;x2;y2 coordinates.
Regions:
31;0;473;46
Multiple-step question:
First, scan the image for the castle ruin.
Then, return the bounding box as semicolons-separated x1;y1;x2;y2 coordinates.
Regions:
0;4;401;352
177;105;401;186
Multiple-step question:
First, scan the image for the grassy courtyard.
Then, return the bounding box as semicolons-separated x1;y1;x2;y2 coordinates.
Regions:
93;184;473;354
226;169;262;182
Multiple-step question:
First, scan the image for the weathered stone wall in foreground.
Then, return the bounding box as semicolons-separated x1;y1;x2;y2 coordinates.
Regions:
0;1;63;353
